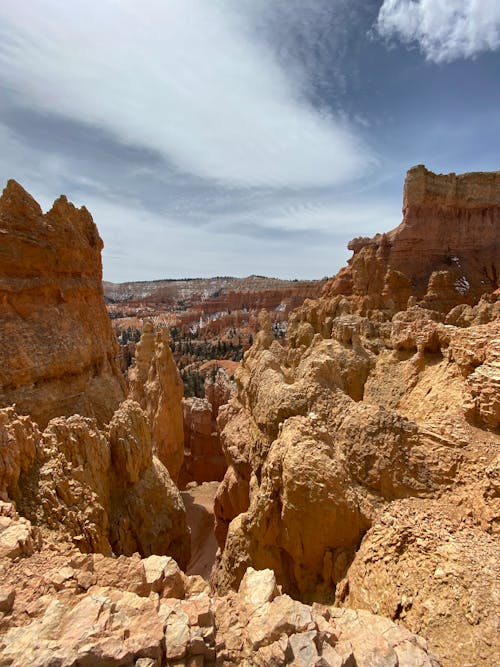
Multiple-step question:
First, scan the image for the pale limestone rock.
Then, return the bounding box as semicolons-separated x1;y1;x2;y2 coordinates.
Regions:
141;554;185;599
162;604;190;660
0;589;164;666
238;566;279;611
288;630;320;665
142;554;170;591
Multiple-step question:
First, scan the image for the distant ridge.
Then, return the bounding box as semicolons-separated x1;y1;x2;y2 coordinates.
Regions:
103;275;323;304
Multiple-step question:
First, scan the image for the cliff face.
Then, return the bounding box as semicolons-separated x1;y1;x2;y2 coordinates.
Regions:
0;180;190;566
181;369;234;486
325;165;500;314
0;180;125;428
128;322;185;483
212;167;500;667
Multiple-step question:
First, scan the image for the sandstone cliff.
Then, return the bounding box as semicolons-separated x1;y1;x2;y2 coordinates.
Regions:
324;164;500;315
128;321;185;483
0;180;126;428
212;167;500;667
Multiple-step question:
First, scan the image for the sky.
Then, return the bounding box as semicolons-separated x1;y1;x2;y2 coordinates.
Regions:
0;0;499;282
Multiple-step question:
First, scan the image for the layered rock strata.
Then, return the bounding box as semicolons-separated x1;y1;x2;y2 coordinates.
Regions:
0;180;125;428
212;167;500;667
129;321;185;482
324;164;500;314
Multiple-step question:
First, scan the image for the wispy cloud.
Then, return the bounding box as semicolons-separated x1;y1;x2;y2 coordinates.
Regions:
376;0;500;63
0;0;372;189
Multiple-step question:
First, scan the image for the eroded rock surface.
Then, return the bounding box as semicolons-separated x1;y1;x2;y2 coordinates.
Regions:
129;322;185;483
212;167;500;667
0;180;125;428
0;403;190;567
324;165;500;314
181;369;234;486
0;551;440;667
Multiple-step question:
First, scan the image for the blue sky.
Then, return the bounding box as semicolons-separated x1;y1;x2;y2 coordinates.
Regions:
0;0;499;281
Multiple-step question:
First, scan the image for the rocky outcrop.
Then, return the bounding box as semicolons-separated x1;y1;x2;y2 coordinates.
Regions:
182;398;226;485
181;369;234;486
0;403;190;567
0;543;440;667
338;497;499;667
324;165;500;315
0;180;125;428
212;167;500;667
129;322;184;482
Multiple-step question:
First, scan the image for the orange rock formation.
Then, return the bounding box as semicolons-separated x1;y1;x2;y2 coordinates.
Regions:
212;167;500;667
0;180;126;428
325;164;500;314
128;321;185;483
181;369;234;486
0;182;190;569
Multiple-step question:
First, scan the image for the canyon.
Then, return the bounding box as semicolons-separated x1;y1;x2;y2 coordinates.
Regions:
0;166;499;666
105;274;323;401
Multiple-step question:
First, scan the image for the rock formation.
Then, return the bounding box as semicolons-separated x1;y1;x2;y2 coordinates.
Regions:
181;369;234;486
0;181;190;568
0;403;190;568
0;536;440;667
0;180;126;428
212;167;500;667
129;322;185;483
324;164;500;315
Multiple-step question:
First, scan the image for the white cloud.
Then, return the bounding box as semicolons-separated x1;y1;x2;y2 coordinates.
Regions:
0;0;371;189
377;0;500;63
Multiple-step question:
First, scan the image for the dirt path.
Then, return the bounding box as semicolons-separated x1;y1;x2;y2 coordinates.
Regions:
181;481;219;580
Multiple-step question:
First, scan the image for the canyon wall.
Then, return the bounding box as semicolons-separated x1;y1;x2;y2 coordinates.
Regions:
212;167;500;667
181;368;234;486
0;181;190;567
0;180;125;428
325;164;500;314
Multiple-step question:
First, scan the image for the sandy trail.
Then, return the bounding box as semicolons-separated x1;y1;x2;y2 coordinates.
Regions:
181;481;219;580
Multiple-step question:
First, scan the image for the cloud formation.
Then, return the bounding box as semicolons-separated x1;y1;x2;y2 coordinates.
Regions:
376;0;500;63
0;0;371;189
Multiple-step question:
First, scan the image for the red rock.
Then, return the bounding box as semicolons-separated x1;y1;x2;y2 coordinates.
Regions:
0;180;126;428
324;165;500;315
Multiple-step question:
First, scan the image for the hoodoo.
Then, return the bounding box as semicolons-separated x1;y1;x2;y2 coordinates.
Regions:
0;180;126;428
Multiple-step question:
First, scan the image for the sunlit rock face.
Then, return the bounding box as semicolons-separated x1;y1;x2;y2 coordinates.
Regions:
212;166;500;667
323;164;500;315
128;322;185;483
0;180;126;428
0;180;190;566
